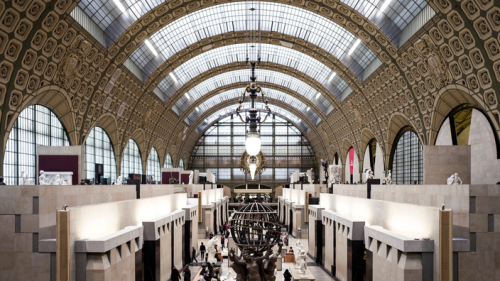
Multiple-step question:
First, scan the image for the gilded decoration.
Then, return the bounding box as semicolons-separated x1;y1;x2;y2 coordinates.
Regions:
414;37;451;89
239;151;267;178
55;37;91;89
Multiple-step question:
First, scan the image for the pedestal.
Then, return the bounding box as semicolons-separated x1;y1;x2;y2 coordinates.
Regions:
291;268;315;281
276;257;282;271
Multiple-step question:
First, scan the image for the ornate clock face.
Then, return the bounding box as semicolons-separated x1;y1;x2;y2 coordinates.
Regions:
427;56;440;75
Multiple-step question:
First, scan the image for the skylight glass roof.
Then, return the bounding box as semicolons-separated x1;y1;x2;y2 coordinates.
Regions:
158;44;349;102
198;102;308;133
171;69;333;116
77;0;428;50
128;2;375;80
185;88;321;125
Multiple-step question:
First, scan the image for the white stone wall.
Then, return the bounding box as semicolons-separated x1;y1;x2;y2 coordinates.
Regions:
323;217;335;275
374;143;385;180
174;219;183;270
435;117;453;145
469;109;500;185
370;240;423;281
161;223;172;280
335;223;348;281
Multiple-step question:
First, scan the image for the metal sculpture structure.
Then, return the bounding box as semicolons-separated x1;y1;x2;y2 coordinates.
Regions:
229;203;282;281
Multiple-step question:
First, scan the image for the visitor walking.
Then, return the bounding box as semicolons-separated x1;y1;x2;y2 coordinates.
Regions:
283;269;292;281
171;266;181;281
209;232;214;239
191;246;198;263
221;236;225;250
200;242;206;260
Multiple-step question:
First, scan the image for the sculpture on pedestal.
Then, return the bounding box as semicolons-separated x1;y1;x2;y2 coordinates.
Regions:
321;159;329;183
55;174;69;185
39;170;48;185
229;203;282;281
21;171;34;185
329;165;342;184
297;250;308;277
447;173;462;185
206;236;218;263
188;171;194;184
384;170;393;185
363;168;374;183
116;176;123;185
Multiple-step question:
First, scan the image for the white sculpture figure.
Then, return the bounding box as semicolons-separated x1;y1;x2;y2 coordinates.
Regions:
55;174;64;185
307;173;313;184
297;250;308;276
272;244;281;256
447;173;462;185
384;170;393;185
21;171;34;185
206;236;218;263
115;176;123;185
329;165;342;184
39;170;48;185
294;240;303;268
363;168;374;183
188;171;194;184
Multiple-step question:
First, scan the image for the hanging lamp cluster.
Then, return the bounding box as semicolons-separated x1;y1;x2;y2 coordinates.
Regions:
235;0;271;180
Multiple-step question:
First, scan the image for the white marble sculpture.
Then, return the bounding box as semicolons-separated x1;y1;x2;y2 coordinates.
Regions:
206;236;218;263
55;174;69;185
329;165;342;184
188;171;194;184
21;171;34;185
307;173;313;184
39;170;48;185
272;244;281;256
384;170;393;185
297;250;308;277
294;240;303;269
363;168;374;183
115;176;123;185
447;173;462;185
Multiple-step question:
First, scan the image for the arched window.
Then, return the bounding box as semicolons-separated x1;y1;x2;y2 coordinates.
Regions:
121;139;142;179
164;153;173;168
146;148;161;182
84;127;117;183
179;158;185;171
3;105;70;185
391;129;423;184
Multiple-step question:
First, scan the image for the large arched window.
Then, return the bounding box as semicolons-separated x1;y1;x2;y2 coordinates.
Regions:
85;127;117;183
3;105;70;185
164;153;173;168
391;129;423;184
146;148;161;182
179;158;185;171
121;139;143;179
191;114;316;182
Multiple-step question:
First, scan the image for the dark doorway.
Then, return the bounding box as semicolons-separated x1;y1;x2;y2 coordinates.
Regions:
289;209;293;235
213;209;217;234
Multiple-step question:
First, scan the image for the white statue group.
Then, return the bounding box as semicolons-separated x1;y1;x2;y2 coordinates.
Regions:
293;241;308;277
206;236;219;263
37;170;69;185
447;173;462;185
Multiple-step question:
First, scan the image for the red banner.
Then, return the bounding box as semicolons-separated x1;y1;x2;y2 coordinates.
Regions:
349;148;354;174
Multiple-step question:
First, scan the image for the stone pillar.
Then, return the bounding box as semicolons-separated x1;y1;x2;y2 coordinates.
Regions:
56;210;69;281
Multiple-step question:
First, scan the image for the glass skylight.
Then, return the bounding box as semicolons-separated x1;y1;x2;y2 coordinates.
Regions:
129;2;376;80
77;0;428;52
157;44;349;103
184;88;320;125
170;69;333;116
197;103;308;133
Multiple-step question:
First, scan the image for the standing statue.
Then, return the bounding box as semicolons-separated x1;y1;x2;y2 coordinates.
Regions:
306;173;313;184
363;168;374;183
384;170;393;185
39;170;48;185
329;165;342;184
206;236;218;263
262;243;282;281
321;159;329;183
241;247;271;281
228;248;248;281
188;171;194;184
55;174;63;185
297;250;308;277
21;171;34;185
447;173;462;185
115;176;123;185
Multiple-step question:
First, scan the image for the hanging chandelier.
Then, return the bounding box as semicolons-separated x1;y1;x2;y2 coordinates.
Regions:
236;0;271;161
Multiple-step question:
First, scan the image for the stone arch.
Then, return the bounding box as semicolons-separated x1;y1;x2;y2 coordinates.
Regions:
429;84;487;145
4;86;78;147
119;128;147;174
385;112;421;170
151;138;165;165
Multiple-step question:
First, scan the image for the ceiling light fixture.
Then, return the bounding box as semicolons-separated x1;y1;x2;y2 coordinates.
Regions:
348;39;361;56
170;72;178;83
196;107;200;112
235;0;271;158
316;93;321;99
113;0;126;13
307;107;310;111
185;93;190;99
329;72;336;82
145;40;158;56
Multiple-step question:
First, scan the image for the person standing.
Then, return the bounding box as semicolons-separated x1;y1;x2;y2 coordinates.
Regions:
283;269;292;281
171;266;181;281
191;246;198;263
221;236;225;250
183;265;191;281
200;242;206;260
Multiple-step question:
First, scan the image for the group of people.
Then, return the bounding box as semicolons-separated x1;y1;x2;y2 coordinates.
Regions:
197;262;220;281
